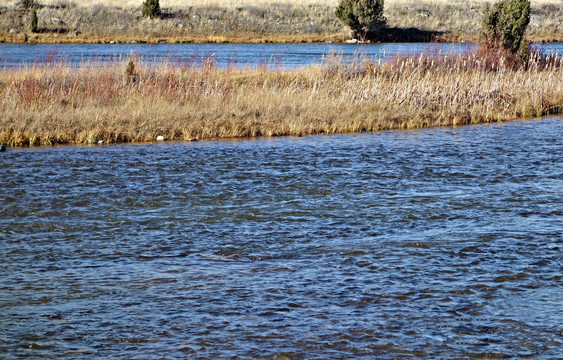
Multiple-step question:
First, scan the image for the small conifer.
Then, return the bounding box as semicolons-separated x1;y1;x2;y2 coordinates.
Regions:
481;0;531;63
142;0;161;19
29;7;38;33
335;0;386;41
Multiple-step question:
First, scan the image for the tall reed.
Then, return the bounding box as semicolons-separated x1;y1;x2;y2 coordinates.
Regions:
1;50;562;147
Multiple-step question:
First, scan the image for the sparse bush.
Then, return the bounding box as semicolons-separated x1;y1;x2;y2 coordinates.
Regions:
335;0;386;41
125;57;137;83
29;7;38;33
22;0;34;9
126;59;136;77
142;0;161;19
480;0;530;63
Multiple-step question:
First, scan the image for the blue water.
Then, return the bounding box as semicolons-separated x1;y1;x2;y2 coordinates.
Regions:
1;117;561;358
0;42;533;68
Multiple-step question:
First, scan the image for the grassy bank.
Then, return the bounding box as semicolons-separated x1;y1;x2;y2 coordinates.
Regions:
0;0;562;44
1;50;562;147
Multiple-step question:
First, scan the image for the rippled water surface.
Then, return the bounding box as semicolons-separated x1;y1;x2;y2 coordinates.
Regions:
0;42;476;69
1;118;562;358
1;42;562;68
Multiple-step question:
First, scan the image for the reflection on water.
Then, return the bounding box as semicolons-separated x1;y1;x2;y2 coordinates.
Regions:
0;118;562;358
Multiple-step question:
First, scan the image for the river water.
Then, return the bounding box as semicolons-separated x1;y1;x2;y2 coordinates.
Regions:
1;42;562;68
0;117;561;358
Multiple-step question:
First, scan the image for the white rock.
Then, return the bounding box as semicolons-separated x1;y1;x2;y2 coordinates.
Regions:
156;135;165;141
346;39;358;44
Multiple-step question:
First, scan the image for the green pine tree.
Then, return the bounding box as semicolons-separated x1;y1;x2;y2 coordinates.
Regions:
335;0;386;41
142;0;161;19
481;0;531;63
29;7;38;33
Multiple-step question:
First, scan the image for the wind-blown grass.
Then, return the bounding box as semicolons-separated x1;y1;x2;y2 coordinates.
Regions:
1;49;562;147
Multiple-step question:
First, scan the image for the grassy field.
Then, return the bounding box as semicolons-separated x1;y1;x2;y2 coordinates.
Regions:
0;0;562;43
1;50;562;147
1;0;560;7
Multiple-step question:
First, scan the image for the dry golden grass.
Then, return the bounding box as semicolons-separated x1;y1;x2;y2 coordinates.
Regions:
1;0;562;43
0;1;346;44
0;0;559;8
1;50;562;147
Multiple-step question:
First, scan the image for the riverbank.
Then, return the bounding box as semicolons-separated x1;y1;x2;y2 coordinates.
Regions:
1;50;562;147
0;0;562;44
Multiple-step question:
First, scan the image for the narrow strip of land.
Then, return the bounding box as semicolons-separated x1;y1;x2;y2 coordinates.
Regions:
1;52;562;147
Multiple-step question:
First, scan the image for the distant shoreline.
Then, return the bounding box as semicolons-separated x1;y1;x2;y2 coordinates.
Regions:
2;35;562;45
1;1;562;45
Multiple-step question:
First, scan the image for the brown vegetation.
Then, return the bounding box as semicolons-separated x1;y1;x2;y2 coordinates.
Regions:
1;49;562;147
0;0;561;44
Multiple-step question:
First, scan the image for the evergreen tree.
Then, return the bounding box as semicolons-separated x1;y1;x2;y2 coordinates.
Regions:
335;0;386;41
142;0;161;19
29;7;38;33
481;0;530;62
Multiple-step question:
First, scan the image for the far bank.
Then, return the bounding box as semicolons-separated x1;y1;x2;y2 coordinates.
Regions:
1;1;562;44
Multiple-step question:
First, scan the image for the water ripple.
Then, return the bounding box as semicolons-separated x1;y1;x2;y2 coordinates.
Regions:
1;118;562;358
